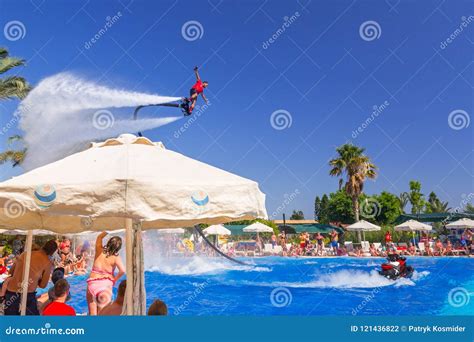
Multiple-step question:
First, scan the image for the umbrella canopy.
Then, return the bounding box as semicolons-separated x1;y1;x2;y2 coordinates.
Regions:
155;228;186;234
203;224;231;236
0;134;267;233
0;228;54;236
445;218;474;229
243;222;274;233
394;219;432;232
346;220;381;232
0;134;266;316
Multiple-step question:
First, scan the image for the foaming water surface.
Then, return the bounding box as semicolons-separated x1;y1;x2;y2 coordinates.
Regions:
63;256;473;316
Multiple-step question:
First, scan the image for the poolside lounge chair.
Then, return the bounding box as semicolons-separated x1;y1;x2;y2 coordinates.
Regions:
344;241;354;252
373;242;381;251
273;246;283;254
361;241;370;252
417;243;426;255
263;244;273;256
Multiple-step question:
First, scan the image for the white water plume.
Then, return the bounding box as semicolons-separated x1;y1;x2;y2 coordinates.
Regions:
17;73;182;170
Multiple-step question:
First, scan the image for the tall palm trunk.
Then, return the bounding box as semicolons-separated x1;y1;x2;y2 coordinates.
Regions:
352;196;361;241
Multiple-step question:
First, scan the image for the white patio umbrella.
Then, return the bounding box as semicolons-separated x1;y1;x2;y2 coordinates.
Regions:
394;219;432;232
0;134;267;315
446;218;474;229
346;220;381;242
395;219;432;248
243;222;273;249
242;222;274;233
203;224;231;247
203;224;231;236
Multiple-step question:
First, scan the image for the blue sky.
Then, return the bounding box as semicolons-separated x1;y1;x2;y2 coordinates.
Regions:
0;0;472;219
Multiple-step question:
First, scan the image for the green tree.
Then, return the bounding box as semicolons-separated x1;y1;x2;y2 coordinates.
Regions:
0;47;31;100
398;192;409;213
426;191;450;213
0;48;31;167
290;210;305;220
465;203;474;213
314;196;321;220
408;180;426;214
329;143;377;222
373;191;402;225
319;194;330;223
327;191;354;223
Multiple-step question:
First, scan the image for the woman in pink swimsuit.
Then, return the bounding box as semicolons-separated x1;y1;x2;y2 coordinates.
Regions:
86;232;125;315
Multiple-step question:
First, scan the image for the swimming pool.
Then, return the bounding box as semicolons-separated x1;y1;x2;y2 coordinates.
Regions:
64;257;474;315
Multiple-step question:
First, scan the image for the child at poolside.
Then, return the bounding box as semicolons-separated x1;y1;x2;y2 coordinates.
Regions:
99;280;126;316
148;299;168;316
42;279;76;316
86;232;125;315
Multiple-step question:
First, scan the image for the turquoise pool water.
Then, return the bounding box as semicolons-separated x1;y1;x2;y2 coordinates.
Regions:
62;257;474;315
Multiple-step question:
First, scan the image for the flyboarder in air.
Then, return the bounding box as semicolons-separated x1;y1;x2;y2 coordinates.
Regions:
133;66;209;123
188;66;208;113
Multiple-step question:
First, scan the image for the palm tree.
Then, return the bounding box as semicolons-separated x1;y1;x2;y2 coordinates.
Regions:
399;192;409;213
429;200;451;213
329;143;377;222
0;47;31;100
465;203;474;213
0;135;26;166
0;48;30;167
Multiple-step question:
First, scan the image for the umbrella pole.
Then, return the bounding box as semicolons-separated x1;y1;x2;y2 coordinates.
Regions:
20;230;33;316
125;218;133;316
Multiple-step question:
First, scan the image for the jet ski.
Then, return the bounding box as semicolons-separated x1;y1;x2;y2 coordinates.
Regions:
379;254;414;280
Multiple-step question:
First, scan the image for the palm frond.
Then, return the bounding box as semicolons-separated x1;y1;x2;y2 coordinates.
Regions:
0;47;8;59
0;148;26;166
0;76;31;100
0;57;26;74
